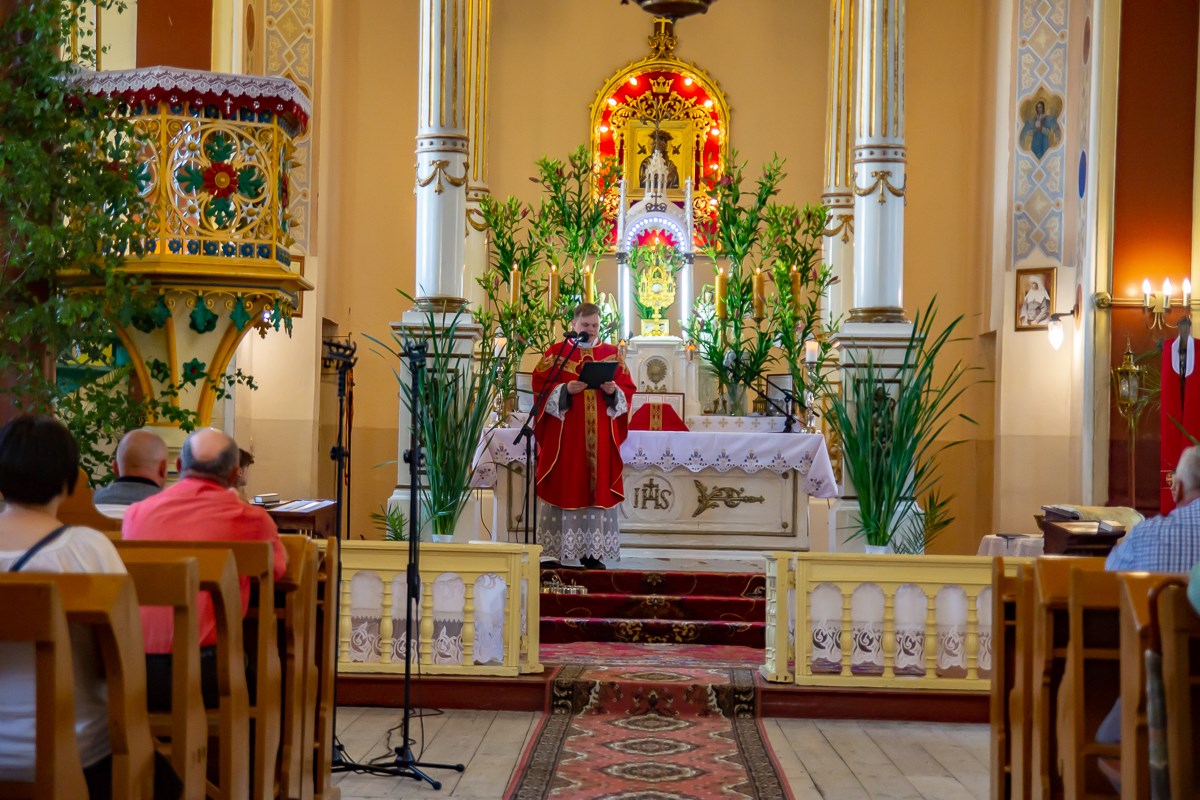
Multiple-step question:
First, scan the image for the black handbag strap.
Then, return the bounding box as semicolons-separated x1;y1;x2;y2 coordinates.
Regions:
8;524;69;573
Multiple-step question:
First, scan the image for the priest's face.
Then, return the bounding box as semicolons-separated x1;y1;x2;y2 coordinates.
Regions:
573;313;601;341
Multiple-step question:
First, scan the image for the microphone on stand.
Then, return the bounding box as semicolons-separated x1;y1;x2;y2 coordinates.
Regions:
567;331;591;343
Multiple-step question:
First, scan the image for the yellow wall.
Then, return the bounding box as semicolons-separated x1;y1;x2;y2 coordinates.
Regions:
308;0;998;548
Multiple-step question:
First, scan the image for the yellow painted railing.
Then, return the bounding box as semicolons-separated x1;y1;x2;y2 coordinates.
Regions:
319;540;542;677
763;552;1029;691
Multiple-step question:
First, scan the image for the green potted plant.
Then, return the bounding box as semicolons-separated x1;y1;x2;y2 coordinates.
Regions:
825;300;978;554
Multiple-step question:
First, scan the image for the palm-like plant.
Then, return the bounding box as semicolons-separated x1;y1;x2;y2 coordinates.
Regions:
826;300;979;552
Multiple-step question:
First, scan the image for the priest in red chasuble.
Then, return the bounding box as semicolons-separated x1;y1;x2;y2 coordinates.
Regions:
533;303;636;569
1160;326;1200;512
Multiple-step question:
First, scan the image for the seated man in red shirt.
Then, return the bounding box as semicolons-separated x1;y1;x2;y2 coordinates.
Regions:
122;427;287;709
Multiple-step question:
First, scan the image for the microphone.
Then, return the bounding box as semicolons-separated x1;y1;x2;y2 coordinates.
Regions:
576;331;591;343
563;331;580;340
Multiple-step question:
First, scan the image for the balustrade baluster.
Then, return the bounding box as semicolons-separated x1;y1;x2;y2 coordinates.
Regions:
924;590;938;677
839;581;853;677
420;578;435;667
882;588;896;679
462;577;476;666
339;571;353;665
380;575;395;665
966;589;979;680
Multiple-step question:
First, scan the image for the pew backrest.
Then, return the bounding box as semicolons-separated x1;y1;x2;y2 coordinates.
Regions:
0;582;88;800
1157;582;1200;799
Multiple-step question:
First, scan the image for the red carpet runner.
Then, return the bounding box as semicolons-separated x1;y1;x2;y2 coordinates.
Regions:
540;568;767;648
507;657;792;800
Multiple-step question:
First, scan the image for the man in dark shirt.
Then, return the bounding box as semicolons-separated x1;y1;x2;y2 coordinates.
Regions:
93;430;168;507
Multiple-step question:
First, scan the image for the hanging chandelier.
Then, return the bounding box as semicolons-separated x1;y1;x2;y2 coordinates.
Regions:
620;0;717;19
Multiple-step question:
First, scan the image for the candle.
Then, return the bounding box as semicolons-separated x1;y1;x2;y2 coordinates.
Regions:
549;266;559;310
1185;278;1193;308
616;178;627;246
714;267;727;319
1143;278;1153;309
583;266;595;303
790;268;802;315
1164;278;1173;310
509;267;521;305
753;268;766;319
805;338;819;365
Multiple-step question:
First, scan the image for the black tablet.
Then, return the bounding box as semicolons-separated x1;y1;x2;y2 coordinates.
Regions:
577;360;618;389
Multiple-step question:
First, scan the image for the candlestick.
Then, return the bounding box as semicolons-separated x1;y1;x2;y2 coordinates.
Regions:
616;178;627;246
584;267;595;303
509;267;521;305
549;266;559;310
790;268;802;315
753;268;766;320
714;267;727;319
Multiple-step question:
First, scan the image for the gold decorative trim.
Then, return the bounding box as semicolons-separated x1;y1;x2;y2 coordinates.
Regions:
416;158;470;194
823;213;854;243
415;295;469;313
584;392;599;494
847;306;909;324
691;480;766;517
853;169;906;204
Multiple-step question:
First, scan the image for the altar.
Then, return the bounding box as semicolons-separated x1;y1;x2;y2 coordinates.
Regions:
477;426;838;552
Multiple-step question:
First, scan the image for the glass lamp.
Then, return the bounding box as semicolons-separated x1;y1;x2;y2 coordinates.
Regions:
1113;342;1141;417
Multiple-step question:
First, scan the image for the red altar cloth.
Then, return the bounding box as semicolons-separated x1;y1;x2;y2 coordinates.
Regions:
628;401;689;432
533;341;636;510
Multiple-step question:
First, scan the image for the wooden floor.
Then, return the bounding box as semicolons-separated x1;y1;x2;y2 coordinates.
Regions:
332;706;990;799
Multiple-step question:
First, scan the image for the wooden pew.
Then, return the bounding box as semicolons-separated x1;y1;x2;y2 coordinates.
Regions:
1031;556;1106;800
276;534;318;800
119;553;207;799
120;540;281;800
57;467;122;537
0;582;89;800
312;536;340;800
1;573;156;798
115;544;251;800
991;557;1021;800
1118;573;1182;800
1009;563;1036;800
1156;582;1200;799
1061;569;1122;798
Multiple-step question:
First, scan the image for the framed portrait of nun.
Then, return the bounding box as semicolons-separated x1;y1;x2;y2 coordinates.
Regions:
1015;267;1056;331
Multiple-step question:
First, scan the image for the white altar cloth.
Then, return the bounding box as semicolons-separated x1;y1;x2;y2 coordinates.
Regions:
475;428;839;499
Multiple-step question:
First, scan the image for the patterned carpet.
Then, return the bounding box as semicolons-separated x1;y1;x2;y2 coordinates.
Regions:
541;568;767;648
540;641;765;669
507;662;791;800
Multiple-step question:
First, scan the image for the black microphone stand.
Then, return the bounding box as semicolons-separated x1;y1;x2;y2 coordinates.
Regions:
512;332;584;547
754;375;800;433
345;342;465;786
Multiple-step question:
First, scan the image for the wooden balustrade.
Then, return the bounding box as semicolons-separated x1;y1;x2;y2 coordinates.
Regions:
763;552;1028;690
321;540;542;677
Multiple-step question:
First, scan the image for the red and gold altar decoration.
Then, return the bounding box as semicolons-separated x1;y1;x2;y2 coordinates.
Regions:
591;17;729;246
70;67;312;428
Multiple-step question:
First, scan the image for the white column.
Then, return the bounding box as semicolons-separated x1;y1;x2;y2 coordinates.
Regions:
849;0;906;323
464;0;490;309
823;0;856;321
414;0;469;310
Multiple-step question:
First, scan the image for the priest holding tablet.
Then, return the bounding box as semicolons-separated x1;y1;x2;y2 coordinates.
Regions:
533;302;637;569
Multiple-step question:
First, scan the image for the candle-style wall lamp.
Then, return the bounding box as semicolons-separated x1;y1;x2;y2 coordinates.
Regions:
1094;276;1195;329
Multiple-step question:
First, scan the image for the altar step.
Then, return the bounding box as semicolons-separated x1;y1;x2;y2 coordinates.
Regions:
540;568;767;648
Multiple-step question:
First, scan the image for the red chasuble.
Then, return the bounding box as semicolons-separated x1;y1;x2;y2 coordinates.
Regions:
533;340;636;510
1160;334;1200;512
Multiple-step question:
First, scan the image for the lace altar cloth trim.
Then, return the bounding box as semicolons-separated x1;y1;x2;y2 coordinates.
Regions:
72;66;311;129
475;428;839;499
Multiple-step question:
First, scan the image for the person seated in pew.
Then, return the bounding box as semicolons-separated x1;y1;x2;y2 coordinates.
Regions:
122;427;287;711
1107;446;1200;573
92;429;168;517
0;415;129;795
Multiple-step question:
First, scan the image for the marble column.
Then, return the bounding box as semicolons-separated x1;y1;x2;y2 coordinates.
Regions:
849;0;906;323
823;0;856;321
414;0;470;310
463;0;491;308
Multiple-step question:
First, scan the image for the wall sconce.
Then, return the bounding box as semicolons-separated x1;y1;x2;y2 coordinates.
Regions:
1142;277;1191;329
1046;290;1081;351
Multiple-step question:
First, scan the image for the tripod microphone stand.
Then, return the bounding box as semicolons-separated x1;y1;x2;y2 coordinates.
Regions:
512;331;585;547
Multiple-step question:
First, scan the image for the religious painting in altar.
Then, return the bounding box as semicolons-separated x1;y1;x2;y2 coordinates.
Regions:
589;18;729;216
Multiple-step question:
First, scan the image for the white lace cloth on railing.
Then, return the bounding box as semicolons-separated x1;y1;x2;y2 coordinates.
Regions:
71;66;313;117
473;428;839;499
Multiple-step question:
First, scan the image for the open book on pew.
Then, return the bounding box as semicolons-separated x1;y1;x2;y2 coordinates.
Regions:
1041;503;1144;530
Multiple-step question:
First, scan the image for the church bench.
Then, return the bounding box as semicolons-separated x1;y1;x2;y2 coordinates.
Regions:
0;582;89;800
57;467;122;538
115;543;253;800
1156;582;1200;799
1031;556;1106;800
1118;573;1181;800
311;536;340;800
1008;562;1036;800
990;557;1023;800
1060;569;1121;798
276;534;318;800
119;553;208;800
0;573;157;798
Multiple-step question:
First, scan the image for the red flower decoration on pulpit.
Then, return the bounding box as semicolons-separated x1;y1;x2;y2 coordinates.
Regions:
202;163;239;198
